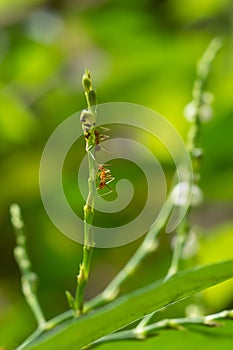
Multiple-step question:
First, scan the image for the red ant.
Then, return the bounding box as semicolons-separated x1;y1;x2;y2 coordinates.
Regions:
96;164;115;195
96;128;109;148
86;127;109;152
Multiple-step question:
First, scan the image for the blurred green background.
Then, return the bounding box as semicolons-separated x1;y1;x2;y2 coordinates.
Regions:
0;0;233;348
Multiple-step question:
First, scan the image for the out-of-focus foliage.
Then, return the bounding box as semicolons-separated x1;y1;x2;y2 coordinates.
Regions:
0;0;233;348
197;222;233;310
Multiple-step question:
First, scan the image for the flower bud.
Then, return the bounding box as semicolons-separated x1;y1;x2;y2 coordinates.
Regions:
82;70;92;93
202;91;214;104
80;109;95;126
184;101;196;122
171;182;203;207
199;104;213;122
191;147;203;160
181;231;199;259
10;204;24;230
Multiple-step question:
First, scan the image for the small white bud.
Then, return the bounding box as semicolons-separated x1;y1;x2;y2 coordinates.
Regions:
184;101;196;122
14;246;25;260
199;104;213;122
171;182;203;207
191;184;203;206
10;204;24;230
171;182;191;207
203;91;214;104
181;231;199;259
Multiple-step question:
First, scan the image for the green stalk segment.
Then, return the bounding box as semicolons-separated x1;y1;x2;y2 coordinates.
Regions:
74;70;97;314
10;204;46;329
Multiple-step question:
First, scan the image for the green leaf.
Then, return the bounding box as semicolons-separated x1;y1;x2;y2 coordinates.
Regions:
22;259;233;349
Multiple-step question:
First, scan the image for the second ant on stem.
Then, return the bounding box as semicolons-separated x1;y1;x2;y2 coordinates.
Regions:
85;127;110;152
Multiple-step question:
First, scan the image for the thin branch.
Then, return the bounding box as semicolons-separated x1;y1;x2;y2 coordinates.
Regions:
10;204;47;330
85;309;233;349
166;215;190;279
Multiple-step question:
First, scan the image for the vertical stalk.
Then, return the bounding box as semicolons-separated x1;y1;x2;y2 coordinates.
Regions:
10;204;46;329
166;215;190;279
166;37;222;279
74;70;97;314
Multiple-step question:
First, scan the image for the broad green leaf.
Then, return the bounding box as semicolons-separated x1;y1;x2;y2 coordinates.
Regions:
24;259;233;349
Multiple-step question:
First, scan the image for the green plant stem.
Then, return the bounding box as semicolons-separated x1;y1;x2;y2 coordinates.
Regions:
75;150;96;313
84;196;174;312
188;37;222;154
74;70;97;314
10;204;46;330
166;37;222;280
87;309;233;348
166;214;190;279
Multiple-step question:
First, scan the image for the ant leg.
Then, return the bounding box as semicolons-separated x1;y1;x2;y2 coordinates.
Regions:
96;178;115;197
99;126;110;133
105;177;115;185
96;186;114;197
96;145;111;153
86;144;92;152
96;189;113;197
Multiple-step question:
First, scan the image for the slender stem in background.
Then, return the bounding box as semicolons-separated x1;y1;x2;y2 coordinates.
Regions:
165;37;222;279
86;309;233;348
10;204;47;329
188;37;222;155
166;214;190;279
74;70;98;315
